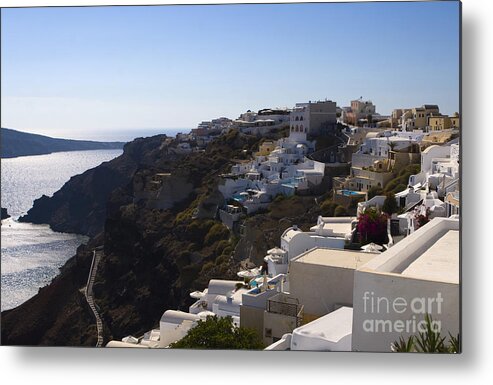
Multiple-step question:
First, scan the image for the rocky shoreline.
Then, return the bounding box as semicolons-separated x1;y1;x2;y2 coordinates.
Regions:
1;207;10;220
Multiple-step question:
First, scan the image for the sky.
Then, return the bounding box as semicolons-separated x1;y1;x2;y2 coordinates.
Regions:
1;1;460;140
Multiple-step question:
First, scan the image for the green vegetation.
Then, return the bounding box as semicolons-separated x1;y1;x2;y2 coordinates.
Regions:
334;205;348;217
273;194;286;203
384;164;420;194
268;195;306;220
320;200;338;216
185;219;215;245
392;314;460;353
367;186;384;200
170;315;265;350
204;223;230;245
382;193;398;215
215;240;231;255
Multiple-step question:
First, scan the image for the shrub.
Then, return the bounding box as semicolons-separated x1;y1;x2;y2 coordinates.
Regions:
215;240;230;255
273;194;286;203
367;186;384;200
334;205;347;217
204;223;230;245
170;315;264;350
382;193;398;215
384;179;401;193
349;196;364;210
200;261;215;274
320;200;338;216
186;220;215;245
180;264;201;287
215;254;229;266
392;314;460;353
222;246;233;256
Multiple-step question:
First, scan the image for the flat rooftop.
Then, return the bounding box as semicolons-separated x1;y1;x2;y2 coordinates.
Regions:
359;218;460;284
401;230;459;283
292;248;377;269
320;222;352;235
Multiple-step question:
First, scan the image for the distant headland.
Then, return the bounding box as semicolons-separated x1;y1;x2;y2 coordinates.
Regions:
1;127;126;158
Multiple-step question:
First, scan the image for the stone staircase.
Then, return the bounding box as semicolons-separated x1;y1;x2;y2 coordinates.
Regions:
85;250;104;347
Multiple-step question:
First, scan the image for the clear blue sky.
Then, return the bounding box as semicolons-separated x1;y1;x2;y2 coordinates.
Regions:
1;1;460;140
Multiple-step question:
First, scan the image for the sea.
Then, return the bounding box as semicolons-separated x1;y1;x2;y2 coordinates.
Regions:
1;149;125;311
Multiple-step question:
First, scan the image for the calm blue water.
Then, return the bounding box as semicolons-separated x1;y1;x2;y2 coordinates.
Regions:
341;189;363;196
1;149;123;311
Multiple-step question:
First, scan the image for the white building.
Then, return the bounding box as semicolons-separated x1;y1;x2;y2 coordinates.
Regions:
408;143;459;194
189;279;246;321
335;130;421;194
233;108;290;136
107;309;207;349
266;306;354;351
352;217;460;352
288;247;377;320
279;216;356;262
218;127;325;213
353;134;418;167
266;216;460;352
390;142;460;229
158;310;201;348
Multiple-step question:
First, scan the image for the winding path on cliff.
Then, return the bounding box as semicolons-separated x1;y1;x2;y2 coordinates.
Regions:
85;249;104;347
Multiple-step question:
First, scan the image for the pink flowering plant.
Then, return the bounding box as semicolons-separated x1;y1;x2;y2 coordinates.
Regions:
357;207;389;245
415;208;431;229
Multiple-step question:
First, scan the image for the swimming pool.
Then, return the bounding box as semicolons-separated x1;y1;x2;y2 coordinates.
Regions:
232;193;247;202
340;189;363;196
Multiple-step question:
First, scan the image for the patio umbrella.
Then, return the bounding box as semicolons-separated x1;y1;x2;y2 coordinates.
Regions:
361;242;383;253
197;311;215;319
190;290;205;299
267;247;286;255
237;267;260;279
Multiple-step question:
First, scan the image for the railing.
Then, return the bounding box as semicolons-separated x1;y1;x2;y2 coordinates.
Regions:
267;294;304;327
386;218;394;249
85;250;104;347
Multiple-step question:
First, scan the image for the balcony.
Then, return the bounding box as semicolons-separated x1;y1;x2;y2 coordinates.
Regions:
267;293;304;327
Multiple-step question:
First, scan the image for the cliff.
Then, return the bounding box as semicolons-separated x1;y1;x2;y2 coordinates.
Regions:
1;129;266;345
19;134;169;236
1;128;125;158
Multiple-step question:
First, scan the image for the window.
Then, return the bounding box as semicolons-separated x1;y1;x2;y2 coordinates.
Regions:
265;328;272;338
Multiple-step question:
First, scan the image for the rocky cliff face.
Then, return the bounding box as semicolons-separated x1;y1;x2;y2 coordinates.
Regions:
19;135;169;236
1;239;99;346
1;130;266;345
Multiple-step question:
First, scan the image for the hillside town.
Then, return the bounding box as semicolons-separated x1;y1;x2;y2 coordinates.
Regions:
104;97;460;352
